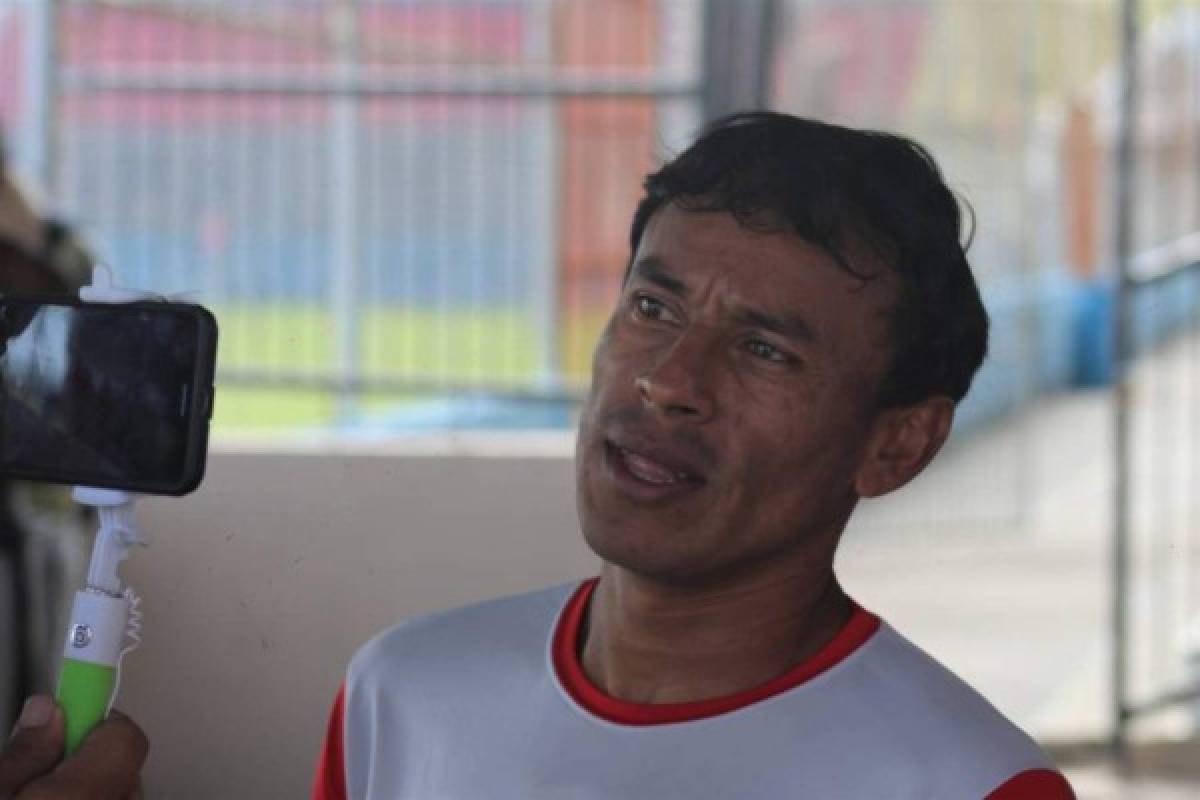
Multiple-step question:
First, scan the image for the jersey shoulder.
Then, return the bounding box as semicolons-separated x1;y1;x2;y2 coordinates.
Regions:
348;580;575;692
849;622;1057;790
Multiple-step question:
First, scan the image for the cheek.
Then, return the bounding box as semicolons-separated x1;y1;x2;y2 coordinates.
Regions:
588;319;640;386
733;394;858;488
580;325;618;408
590;317;614;364
587;325;659;411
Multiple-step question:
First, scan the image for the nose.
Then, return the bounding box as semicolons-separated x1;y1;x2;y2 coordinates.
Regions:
635;330;716;422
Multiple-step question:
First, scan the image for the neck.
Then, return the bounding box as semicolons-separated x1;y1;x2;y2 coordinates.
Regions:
580;562;852;705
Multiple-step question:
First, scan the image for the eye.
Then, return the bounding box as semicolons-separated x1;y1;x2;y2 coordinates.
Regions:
632;293;677;323
744;339;790;363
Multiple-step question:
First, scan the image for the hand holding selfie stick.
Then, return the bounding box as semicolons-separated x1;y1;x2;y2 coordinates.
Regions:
56;266;161;755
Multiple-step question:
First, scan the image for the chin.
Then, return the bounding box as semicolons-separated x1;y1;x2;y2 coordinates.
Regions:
582;523;670;576
579;522;720;586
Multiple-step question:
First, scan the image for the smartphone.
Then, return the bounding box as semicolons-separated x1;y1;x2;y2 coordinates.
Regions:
0;296;218;495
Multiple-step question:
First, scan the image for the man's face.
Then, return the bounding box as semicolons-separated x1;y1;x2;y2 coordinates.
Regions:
575;205;900;586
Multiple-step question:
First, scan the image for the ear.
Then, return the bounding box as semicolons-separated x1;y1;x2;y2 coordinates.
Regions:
853;396;955;498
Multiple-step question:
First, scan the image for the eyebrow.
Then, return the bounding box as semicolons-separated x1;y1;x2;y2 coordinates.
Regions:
733;306;819;344
630;257;819;345
629;257;687;296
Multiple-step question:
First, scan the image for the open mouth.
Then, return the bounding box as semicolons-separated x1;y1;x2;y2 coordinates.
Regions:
604;440;705;499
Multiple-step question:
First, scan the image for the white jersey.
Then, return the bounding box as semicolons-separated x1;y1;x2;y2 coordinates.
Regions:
314;580;1073;799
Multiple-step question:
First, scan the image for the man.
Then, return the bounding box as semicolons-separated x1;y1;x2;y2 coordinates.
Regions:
0;112;1072;798
313;113;1075;799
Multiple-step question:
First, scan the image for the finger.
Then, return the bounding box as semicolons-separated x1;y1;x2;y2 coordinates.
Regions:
29;711;147;800
0;697;64;799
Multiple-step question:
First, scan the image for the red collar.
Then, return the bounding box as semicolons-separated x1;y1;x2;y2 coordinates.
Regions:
552;577;881;725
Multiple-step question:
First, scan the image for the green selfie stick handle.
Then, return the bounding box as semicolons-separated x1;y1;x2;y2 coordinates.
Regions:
56;589;129;756
57;658;117;755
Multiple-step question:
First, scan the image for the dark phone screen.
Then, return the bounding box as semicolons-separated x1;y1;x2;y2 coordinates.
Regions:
0;300;200;487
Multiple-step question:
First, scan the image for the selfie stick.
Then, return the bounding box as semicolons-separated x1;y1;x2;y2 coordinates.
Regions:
56;266;162;755
57;488;144;755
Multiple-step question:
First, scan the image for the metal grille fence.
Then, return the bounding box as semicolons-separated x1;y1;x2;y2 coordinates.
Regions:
1;0;1131;436
1111;0;1200;751
6;0;712;430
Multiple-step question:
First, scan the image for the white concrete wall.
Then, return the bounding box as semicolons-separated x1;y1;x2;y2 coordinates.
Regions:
122;440;596;799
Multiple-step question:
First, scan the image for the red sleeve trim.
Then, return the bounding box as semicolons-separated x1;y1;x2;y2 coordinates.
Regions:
985;769;1076;800
553;577;882;726
312;684;348;800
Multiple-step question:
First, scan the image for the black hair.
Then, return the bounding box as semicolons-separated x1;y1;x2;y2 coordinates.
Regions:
627;111;988;408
